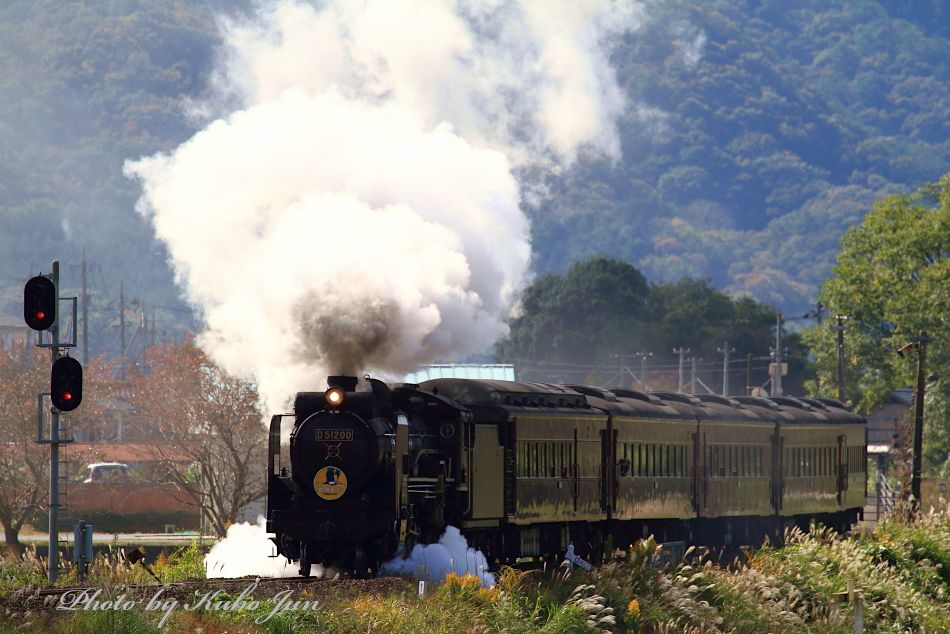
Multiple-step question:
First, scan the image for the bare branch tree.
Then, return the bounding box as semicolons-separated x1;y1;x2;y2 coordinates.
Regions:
0;344;119;548
128;340;266;536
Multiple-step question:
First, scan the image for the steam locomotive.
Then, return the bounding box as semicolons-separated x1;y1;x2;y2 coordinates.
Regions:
266;375;866;575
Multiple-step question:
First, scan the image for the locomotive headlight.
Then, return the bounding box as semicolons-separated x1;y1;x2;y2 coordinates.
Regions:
325;386;345;407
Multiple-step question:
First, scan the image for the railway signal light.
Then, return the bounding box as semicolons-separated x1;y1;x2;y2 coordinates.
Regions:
51;356;82;411
24;275;56;331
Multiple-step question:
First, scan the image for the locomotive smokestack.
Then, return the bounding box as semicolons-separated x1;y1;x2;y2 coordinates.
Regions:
328;375;359;392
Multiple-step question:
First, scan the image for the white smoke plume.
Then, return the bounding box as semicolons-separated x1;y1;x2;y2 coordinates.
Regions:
205;516;300;578
126;0;642;411
381;525;495;587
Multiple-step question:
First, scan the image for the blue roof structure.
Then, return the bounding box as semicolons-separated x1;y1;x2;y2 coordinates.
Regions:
401;364;515;383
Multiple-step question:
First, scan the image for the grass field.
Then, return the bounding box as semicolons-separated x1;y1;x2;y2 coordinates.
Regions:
3;509;950;633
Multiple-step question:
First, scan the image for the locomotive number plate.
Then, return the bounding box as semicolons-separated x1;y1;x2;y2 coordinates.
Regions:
315;429;354;442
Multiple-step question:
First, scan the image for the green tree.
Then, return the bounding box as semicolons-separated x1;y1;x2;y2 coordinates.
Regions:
497;258;649;364
497;257;792;390
804;174;950;473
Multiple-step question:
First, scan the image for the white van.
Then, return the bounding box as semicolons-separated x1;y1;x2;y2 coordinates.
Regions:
82;462;130;484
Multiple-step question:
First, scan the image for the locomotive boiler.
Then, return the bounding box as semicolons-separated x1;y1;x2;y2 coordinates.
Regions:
267;375;867;576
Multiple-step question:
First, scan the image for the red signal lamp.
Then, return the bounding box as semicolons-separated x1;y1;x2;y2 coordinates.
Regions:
50;356;82;411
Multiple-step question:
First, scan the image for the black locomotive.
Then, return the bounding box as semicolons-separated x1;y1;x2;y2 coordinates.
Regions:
267;375;866;575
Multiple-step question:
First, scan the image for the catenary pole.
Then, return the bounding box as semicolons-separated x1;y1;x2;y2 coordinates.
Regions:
911;332;931;514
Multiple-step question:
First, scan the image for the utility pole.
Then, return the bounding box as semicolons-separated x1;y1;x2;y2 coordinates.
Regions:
635;352;652;391
48;261;62;583
814;302;824;394
910;332;931;513
746;353;753;395
836;315;847;403
120;281;126;358
772;313;783;396
81;250;88;365
674;347;689;393
718;342;735;396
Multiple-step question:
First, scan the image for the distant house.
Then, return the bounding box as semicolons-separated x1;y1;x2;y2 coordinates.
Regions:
69;442;194;478
0;318;33;357
68;442;200;531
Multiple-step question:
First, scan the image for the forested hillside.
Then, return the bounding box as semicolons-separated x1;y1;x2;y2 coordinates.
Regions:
533;0;949;310
0;0;227;322
0;0;947;336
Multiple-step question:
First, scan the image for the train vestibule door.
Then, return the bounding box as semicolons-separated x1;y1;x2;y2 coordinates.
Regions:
836;435;848;506
471;425;503;518
772;428;784;514
693;430;705;514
